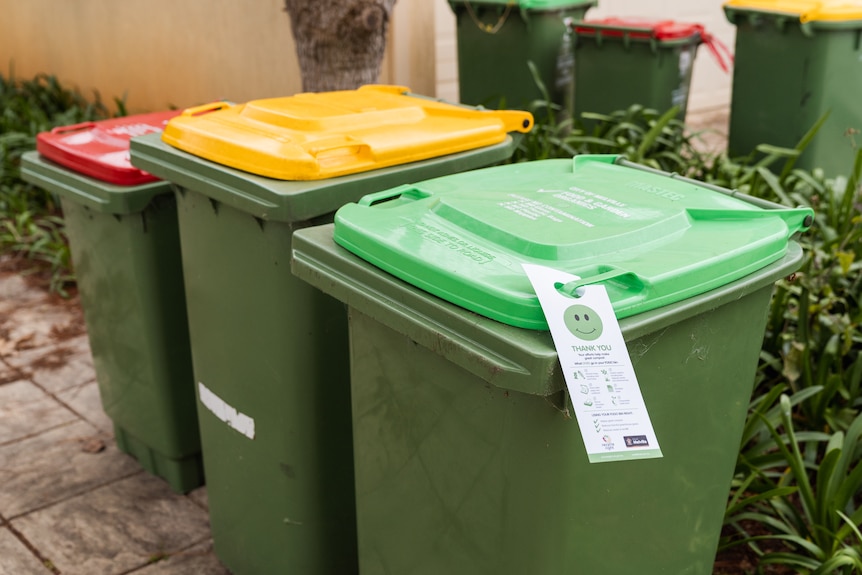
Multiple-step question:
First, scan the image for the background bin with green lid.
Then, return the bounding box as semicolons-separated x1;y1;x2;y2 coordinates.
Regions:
20;111;204;494
724;0;862;176
290;155;812;575
448;0;597;114
128;90;531;575
571;18;730;123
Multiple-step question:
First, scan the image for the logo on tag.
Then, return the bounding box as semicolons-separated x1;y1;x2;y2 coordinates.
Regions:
624;435;650;448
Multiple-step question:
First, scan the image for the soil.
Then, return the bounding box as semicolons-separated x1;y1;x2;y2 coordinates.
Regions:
0;255;85;355
712;523;796;575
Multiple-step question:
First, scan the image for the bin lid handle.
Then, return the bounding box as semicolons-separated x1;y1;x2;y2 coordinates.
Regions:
557;269;647;298
426;106;533;133
180;101;233;117
462;1;516;34
50;122;96;135
356;185;434;207
303;135;372;159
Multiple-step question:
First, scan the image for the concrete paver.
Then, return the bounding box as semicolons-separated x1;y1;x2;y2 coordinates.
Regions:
0;361;24;385
0;273;43;316
12;474;212;575
0;264;231;574
0;420;140;518
0;301;84;352
4;335;94;394
0;527;52;575
187;487;210;512
56;380;115;433
127;541;230;575
0;380;78;445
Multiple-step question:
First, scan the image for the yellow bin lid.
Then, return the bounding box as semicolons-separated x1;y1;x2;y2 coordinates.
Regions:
723;0;862;22
161;85;534;180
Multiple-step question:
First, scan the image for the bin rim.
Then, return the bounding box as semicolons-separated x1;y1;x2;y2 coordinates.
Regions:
21;150;171;215
291;223;805;397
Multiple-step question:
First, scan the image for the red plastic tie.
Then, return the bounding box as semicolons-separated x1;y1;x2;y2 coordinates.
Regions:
700;30;734;73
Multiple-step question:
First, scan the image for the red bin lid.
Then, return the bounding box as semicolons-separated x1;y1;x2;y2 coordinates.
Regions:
36;110;180;186
573;18;733;71
574;17;705;40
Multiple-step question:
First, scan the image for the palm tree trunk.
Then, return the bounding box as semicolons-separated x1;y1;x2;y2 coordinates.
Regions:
284;0;397;92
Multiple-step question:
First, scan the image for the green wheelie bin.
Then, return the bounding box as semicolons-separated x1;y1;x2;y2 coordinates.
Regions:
449;0;596;114
571;18;730;123
20;112;204;493
291;154;813;575
128;85;532;575
724;0;862;176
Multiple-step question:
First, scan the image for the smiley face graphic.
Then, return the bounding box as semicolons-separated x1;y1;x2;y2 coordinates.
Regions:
564;304;603;341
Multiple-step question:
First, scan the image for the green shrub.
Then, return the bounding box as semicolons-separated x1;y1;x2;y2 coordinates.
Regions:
0;70;116;293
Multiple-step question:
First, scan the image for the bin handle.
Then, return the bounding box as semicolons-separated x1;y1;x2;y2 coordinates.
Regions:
613;158;815;233
180;101;232;117
484;109;533;133
557;269;646;298
462;0;515;34
615;158;788;211
50;122;96;134
357;185;433;207
426;106;534;133
303;136;373;159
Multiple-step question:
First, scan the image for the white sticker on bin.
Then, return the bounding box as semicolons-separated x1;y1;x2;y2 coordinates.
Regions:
198;382;256;440
522;264;662;463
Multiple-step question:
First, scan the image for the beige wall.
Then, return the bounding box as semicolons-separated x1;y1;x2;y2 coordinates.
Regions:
0;0;435;114
0;0;734;116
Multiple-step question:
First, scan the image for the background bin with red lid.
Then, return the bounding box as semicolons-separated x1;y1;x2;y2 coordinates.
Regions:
20;110;205;494
36;111;178;185
571;18;732;124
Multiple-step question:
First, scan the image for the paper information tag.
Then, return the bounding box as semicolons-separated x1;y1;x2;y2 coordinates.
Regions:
523;264;663;463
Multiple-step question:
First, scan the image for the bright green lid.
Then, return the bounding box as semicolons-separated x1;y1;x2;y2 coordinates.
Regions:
333;155;813;329
450;0;597;10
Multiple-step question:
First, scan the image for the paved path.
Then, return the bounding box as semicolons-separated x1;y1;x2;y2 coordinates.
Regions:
0;266;231;575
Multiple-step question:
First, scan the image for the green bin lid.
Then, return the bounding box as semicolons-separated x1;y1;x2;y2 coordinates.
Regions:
333;155;813;329
449;0;596;10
